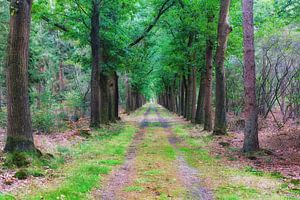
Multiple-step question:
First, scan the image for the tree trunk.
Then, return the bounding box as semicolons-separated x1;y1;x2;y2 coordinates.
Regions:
125;76;131;113
242;0;259;152
183;75;188;118
100;72;109;124
58;62;65;92
191;67;197;122
114;71;119;120
180;77;185;116
186;71;193;120
204;13;215;131
90;0;101;128
5;0;35;152
195;70;205;124
213;0;232;135
108;73;116;123
259;48;267;115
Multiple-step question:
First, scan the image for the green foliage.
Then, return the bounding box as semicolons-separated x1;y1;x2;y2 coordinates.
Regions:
32;109;56;133
65;90;86;114
244;166;264;177
0;109;7;128
4;152;30;168
14;169;29;180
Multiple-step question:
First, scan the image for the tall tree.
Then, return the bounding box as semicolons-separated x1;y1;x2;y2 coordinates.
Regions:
195;70;205;124
213;0;232;135
204;12;215;131
242;0;259;152
90;0;101;127
4;0;35;151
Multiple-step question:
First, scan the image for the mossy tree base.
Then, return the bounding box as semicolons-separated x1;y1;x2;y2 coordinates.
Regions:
4;136;36;153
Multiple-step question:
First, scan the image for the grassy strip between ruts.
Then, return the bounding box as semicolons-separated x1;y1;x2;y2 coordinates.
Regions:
120;127;186;199
0;123;137;200
171;122;300;200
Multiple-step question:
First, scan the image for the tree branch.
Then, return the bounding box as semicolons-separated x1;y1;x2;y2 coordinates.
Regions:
129;0;175;47
41;16;69;32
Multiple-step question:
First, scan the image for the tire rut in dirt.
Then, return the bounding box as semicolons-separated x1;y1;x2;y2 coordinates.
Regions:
155;107;214;200
98;107;151;200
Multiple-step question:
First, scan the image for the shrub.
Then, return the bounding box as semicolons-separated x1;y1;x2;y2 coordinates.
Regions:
14;169;29;180
32;110;55;133
65;90;85;111
4;152;30;168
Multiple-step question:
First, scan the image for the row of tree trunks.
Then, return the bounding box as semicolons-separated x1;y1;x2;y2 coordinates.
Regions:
158;0;231;134
159;0;260;153
90;0;120;127
125;76;146;113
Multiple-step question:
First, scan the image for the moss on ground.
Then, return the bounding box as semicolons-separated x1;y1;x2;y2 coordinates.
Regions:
1;123;137;200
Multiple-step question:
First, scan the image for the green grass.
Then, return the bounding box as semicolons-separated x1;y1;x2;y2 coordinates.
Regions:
216;185;259;200
143;169;163;176
2;124;137;200
0;194;15;200
169;121;300;200
124;185;145;192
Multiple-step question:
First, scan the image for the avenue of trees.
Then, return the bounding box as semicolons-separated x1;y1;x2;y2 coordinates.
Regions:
0;0;299;153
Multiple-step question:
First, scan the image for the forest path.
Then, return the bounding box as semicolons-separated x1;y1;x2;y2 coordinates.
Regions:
94;104;212;200
1;104;296;200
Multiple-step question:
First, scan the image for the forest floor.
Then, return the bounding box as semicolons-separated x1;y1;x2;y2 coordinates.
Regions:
0;104;299;200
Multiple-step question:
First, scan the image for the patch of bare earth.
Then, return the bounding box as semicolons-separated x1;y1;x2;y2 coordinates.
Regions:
156;109;213;200
211;110;300;180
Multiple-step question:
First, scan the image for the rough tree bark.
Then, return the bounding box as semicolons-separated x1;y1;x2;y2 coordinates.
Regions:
5;0;36;152
213;0;232;135
125;75;131;113
108;73;116;123
90;0;101;128
186;33;194;121
195;70;206;124
100;72;109;124
186;71;193;120
183;75;188;118
242;0;259;152
114;71;119;120
180;76;185;116
204;13;215;131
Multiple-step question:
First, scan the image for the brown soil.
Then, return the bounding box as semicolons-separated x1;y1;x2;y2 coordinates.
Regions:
211;110;300;180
